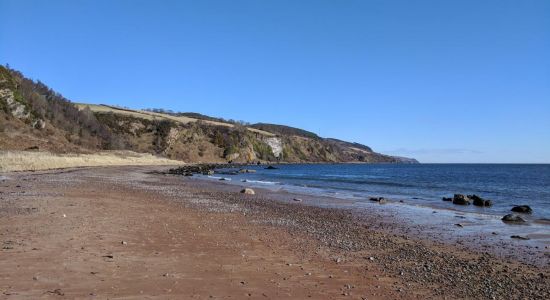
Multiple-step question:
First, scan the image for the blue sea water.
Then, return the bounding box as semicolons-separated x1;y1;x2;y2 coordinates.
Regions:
212;164;550;219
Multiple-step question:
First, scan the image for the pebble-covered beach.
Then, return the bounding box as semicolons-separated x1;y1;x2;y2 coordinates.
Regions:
1;166;548;299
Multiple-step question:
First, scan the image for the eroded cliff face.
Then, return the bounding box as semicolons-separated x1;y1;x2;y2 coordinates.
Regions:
0;65;417;164
93;112;403;163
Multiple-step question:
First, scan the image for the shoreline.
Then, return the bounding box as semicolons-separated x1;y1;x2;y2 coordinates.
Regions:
1;166;548;298
187;175;550;266
174;163;550;220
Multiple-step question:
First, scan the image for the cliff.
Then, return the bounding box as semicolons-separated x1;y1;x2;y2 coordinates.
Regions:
0;66;418;164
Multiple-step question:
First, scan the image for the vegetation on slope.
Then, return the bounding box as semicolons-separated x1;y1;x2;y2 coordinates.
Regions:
250;123;320;139
0;65;416;164
0;65;114;152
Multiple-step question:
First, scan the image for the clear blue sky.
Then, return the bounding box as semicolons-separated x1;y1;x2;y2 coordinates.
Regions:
1;0;549;163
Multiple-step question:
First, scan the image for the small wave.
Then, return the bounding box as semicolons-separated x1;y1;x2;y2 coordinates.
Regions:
241;179;280;185
322;174;389;179
274;174;416;188
207;176;231;181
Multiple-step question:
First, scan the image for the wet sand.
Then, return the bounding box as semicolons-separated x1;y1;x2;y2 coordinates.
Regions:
1;166;548;299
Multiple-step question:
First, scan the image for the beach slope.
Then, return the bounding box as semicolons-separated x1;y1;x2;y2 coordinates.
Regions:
0;166;547;299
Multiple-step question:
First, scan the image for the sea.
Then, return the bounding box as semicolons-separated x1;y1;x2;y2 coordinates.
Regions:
205;163;550;220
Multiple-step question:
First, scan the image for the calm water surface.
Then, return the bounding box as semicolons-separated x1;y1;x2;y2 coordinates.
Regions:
212;164;550;219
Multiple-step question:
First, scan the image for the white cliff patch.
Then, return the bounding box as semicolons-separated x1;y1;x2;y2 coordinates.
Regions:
265;137;282;158
0;88;30;120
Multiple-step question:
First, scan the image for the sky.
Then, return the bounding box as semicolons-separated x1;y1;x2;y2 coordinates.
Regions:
1;0;549;163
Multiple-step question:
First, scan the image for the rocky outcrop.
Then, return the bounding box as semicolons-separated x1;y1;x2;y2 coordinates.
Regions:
369;197;387;204
452;194;471;205
501;214;526;223
511;205;533;214
1;88;30;120
31;119;46;129
446;194;492;207
265;137;282;158
469;195;493;207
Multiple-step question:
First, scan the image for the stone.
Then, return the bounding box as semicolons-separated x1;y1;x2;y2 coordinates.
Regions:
468;194;483;202
511;205;532;214
465;194;494;207
241;188;255;195
442;197;452;202
470;195;485;207
32;119;46;129
452;194;470;205
501;214;525;223
511;235;530;240
265;165;278;170
369;197;386;203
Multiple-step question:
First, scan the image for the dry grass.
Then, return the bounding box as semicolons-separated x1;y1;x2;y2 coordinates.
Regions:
75;103;274;136
0;150;182;172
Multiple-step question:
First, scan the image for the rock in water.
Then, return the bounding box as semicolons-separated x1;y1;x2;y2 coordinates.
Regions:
265;165;278;170
511;205;533;214
452;194;471;205
469;195;484;206
369;197;386;203
501;214;526;223
241;188;255;195
469;195;493;207
442;197;452;202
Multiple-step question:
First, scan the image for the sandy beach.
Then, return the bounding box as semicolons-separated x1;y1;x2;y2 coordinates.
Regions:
1;166;548;299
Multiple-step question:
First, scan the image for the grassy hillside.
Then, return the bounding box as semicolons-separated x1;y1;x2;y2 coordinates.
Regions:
250;123;320;139
0;65;417;164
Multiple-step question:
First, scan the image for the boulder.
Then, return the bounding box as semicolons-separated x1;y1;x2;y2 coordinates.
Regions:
467;194;482;202
369;197;386;203
501;214;526;223
265;165;278;170
452;194;471;205
32;119;46;129
240;188;255;195
472;198;484;206
511;205;532;214
483;200;493;207
442;197;452;202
